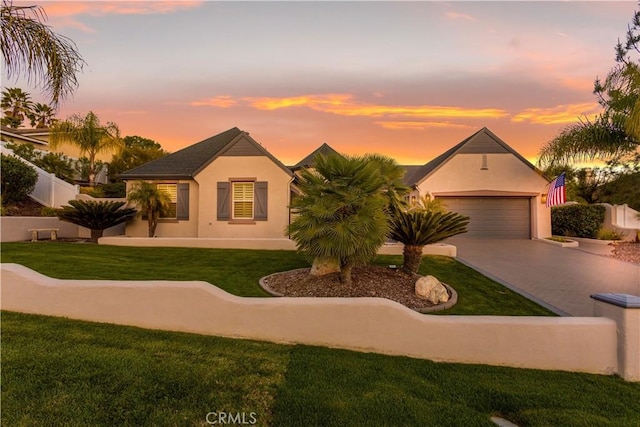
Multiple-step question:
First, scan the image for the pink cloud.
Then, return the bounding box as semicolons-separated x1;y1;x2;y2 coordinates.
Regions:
445;11;477;22
190;96;239;108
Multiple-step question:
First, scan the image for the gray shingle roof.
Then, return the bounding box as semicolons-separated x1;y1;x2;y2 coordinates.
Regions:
119;127;244;179
291;143;342;170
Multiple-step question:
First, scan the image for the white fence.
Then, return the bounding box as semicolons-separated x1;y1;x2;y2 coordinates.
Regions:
1;145;79;208
3;263;637;380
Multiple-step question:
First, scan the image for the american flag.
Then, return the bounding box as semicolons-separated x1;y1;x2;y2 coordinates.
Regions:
546;172;566;207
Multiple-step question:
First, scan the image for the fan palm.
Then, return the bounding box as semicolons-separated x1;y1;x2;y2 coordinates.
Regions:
50;111;122;184
390;210;469;274
127;181;172;237
1;87;32;128
29;102;56;128
56;200;136;242
1;1;85;106
288;153;390;285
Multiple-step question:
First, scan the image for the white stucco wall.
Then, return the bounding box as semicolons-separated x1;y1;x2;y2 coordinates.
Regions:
416;154;552;238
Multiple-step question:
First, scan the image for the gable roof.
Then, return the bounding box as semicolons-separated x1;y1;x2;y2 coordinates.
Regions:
405;127;543;186
291;143;342;170
120;127;292;180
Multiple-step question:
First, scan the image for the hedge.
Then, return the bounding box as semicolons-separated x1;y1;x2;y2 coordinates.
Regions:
551;204;606;238
1;154;38;205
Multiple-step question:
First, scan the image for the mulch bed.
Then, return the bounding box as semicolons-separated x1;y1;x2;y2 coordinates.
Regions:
2;198;48;216
262;265;439;311
611;242;640;264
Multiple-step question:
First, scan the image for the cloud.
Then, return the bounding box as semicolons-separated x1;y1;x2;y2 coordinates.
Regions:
445;11;477;22
374;121;473;130
190;96;238;108
42;1;203;32
512;102;601;125
244;94;509;120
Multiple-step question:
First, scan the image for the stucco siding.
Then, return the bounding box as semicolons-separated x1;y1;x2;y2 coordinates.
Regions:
195;156;292;238
125;180;199;237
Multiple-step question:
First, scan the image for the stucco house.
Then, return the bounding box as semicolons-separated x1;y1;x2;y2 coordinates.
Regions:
120;127;294;238
120;126;551;240
403;127;551;238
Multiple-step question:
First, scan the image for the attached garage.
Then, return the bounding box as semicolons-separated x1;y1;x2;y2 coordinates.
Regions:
438;197;532;239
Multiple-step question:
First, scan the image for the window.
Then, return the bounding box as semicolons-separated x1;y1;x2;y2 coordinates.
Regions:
157;183;177;219
232;182;254;219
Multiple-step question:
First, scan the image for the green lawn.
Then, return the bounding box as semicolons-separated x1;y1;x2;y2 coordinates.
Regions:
2;312;639;427
0;242;554;316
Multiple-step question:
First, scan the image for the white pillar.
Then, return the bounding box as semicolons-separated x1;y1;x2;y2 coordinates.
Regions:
592;293;640;382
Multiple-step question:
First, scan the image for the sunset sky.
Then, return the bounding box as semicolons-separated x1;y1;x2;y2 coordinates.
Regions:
4;1;638;166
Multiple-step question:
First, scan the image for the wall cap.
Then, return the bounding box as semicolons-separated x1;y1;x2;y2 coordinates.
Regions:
591;293;640;309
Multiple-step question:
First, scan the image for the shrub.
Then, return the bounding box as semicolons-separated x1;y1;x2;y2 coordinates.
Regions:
80;186;104;198
40;207;58;217
99;182;126;198
57;200;137;242
596;228;625;241
1;154;38;204
551;204;605;238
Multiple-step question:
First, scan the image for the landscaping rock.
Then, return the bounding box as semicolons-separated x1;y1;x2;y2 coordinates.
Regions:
415;275;449;304
310;256;341;276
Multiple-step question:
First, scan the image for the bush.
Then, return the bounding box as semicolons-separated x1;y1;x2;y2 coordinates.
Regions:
1;154;38;204
551;204;605;238
596;228;625;241
57;200;137;242
99;182;126;198
80;186;104;198
40;207;58;217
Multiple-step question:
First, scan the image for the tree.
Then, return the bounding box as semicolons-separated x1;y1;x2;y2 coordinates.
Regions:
29;102;56;128
1;0;85;106
389;201;469;274
1;87;32;128
538;6;640;168
56;200;136;242
288;153;393;285
107;136;168;181
0;153;37;204
127;181;172;237
50;111;122;184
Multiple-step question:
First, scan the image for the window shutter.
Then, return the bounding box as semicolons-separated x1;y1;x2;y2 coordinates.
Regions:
254;181;268;221
177;183;189;220
217;182;230;220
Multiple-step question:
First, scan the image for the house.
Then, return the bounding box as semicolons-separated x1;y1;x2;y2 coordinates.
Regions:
120;127;294;238
402;127;551;239
120;126;551;240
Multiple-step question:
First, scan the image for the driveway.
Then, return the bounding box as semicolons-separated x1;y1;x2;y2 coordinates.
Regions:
448;238;640;317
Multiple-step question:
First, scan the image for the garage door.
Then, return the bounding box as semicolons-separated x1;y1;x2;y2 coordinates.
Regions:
438;197;531;238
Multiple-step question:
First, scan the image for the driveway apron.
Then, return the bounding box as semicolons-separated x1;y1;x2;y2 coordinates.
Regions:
448;238;640;317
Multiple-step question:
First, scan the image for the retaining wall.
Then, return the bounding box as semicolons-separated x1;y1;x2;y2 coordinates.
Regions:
1;217;125;242
0;263;618;376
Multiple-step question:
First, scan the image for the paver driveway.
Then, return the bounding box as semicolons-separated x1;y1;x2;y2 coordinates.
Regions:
448;238;640;317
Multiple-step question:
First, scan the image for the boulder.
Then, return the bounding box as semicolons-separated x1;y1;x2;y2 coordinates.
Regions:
310;256;341;276
415;275;449;304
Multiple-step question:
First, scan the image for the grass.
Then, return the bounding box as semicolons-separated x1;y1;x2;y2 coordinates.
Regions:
2;311;639;427
1;242;554;316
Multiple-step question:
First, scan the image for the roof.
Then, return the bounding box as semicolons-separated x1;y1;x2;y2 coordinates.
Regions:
405;127;542;186
120;127;292;180
0;126;49;146
291;143;342;170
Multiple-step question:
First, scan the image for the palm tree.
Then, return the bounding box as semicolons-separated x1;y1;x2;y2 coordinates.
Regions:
1;87;33;128
366;153;410;211
1;0;85;106
56;200;136;242
50;111;122;184
127;181;172;237
29;102;56;128
288;153;391;285
390;208;469;274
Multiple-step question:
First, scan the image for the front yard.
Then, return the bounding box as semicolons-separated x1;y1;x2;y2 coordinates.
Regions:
2;311;639;426
0;242;554;316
